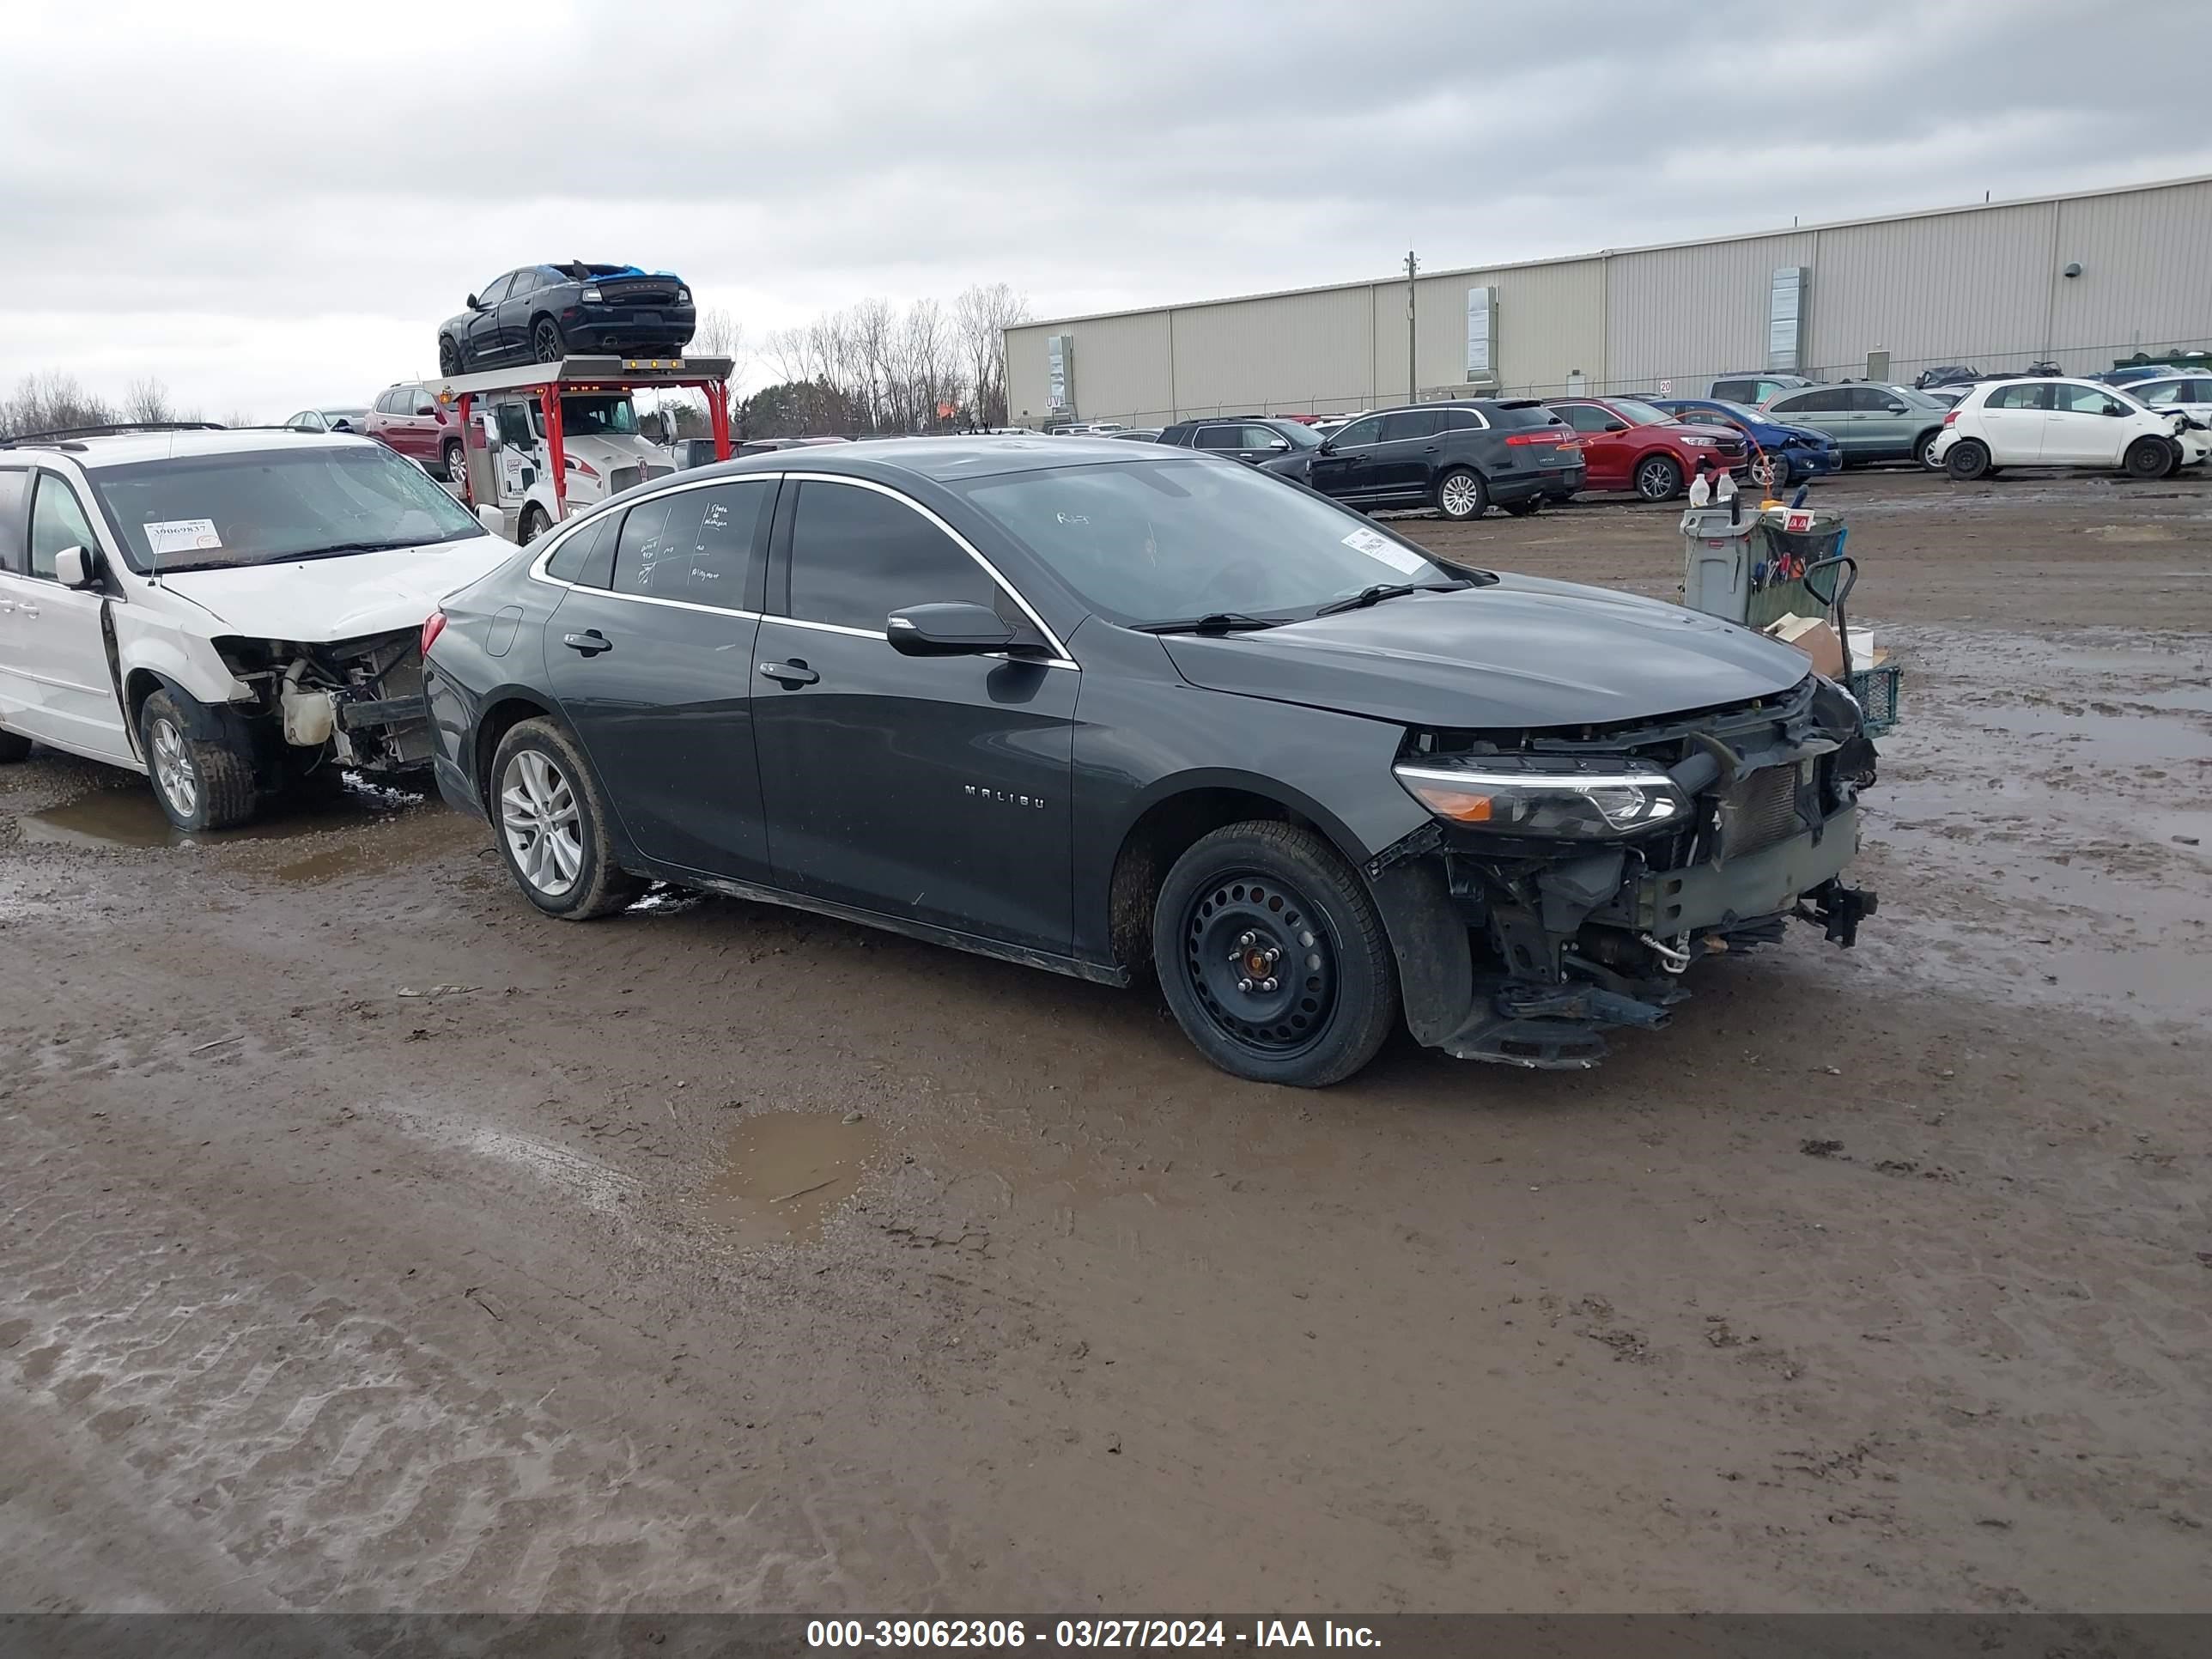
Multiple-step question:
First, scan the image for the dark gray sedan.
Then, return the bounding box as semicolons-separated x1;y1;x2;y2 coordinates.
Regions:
422;438;1878;1085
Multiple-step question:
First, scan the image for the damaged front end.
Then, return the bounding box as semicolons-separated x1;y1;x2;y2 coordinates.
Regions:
1371;673;1879;1069
211;631;434;787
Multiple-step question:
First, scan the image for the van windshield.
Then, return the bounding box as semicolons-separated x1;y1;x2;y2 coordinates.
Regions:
90;444;484;573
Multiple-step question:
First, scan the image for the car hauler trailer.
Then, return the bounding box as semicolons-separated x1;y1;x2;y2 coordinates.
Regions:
422;355;736;542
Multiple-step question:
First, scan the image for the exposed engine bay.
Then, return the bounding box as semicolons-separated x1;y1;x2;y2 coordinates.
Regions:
1376;673;1881;1069
212;631;433;781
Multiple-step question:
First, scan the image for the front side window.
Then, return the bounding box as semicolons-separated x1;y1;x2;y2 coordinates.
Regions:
1846;387;1899;412
2133;379;2182;403
1556;404;1613;434
477;274;514;307
786;481;997;632
1328;415;1384;449
956;457;1453;629
28;472;99;580
611;481;772;606
2053;382;2128;415
89;444;483;574
495;404;534;447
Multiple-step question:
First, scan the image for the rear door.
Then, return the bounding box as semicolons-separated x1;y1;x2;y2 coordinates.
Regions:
1973;383;2049;461
541;478;777;880
1307;413;1384;502
1369;409;1444;497
751;476;1077;952
0;467;35;740
2;470;133;763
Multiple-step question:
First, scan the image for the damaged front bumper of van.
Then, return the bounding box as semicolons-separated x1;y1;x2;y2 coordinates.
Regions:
1368;673;1880;1069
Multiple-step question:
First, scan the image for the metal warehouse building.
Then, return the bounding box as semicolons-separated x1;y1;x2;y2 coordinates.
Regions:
1006;173;2212;426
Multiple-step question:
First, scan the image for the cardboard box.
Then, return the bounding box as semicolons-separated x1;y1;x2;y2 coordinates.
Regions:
1765;612;1845;678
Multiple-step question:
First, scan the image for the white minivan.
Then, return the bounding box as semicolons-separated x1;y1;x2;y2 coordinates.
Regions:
1932;377;2209;480
0;426;512;830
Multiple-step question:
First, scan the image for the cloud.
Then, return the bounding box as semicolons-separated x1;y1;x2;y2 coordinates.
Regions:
4;0;2209;415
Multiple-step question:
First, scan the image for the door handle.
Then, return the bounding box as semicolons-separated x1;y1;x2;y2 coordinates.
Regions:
18;604;37;619
0;599;13;614
562;629;611;655
758;659;818;686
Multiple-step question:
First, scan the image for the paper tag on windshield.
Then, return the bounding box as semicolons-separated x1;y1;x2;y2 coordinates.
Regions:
144;519;222;556
1343;526;1426;574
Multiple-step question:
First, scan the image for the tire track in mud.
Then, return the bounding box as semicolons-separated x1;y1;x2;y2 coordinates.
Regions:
0;1125;842;1611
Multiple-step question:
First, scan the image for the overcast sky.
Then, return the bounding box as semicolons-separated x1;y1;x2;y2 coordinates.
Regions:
7;0;2211;419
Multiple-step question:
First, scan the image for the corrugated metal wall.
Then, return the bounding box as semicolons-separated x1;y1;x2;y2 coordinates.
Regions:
1005;176;2212;419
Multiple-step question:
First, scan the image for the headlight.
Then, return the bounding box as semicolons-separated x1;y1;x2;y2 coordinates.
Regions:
580;286;604;302
1679;434;1718;447
1393;757;1689;839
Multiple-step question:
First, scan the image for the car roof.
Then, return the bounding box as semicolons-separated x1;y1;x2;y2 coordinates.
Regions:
0;427;366;470
675;433;1183;486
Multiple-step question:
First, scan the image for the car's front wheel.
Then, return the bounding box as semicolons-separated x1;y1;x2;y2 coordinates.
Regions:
1917;428;1947;471
1748;450;1791;491
489;718;641;920
1435;467;1488;521
517;504;550;545
1946;439;1992;481
139;688;258;832
532;317;566;363
1153;821;1400;1088
1635;454;1684;501
2124;435;2174;480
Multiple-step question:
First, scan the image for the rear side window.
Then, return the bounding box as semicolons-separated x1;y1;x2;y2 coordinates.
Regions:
611;481;772;607
1380;410;1443;441
544;514;617;586
1984;384;2047;410
1772;390;1845;414
785;481;996;633
1193;426;1245;450
0;469;30;572
27;472;98;580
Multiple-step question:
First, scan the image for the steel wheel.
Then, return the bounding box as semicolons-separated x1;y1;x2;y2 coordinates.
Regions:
1439;473;1481;517
1182;872;1337;1061
149;715;198;821
532;319;564;363
501;750;583;897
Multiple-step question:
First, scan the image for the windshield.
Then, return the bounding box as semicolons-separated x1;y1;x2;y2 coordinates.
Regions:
1885;386;1945;410
90;443;484;574
1708;401;1767;424
557;396;641;437
1607;400;1672;428
1276;422;1323;448
956;457;1455;627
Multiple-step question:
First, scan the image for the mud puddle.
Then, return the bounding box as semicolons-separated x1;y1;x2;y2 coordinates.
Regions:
697;1109;884;1247
20;780;426;864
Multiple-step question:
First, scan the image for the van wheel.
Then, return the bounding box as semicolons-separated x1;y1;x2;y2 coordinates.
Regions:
1435;467;1488;520
517;504;550;545
0;728;32;763
1946;440;1991;481
532;317;566;363
2124;436;2172;480
1153;821;1399;1088
139;689;258;833
1634;454;1683;501
489;718;641;920
1917;429;1946;471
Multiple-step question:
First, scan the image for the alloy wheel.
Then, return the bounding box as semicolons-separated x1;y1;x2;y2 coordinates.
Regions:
1182;873;1337;1060
149;717;198;820
1439;474;1480;517
533;321;563;363
1637;459;1680;500
501;750;583;896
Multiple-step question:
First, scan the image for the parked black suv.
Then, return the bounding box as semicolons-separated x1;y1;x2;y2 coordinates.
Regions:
1155;416;1323;473
1283;400;1584;520
438;262;696;374
424;437;1876;1086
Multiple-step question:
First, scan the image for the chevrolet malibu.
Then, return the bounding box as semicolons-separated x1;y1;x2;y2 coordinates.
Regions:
423;439;1879;1086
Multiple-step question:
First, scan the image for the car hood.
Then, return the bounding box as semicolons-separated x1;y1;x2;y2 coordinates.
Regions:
154;536;514;641
1773;422;1836;446
1157;574;1813;728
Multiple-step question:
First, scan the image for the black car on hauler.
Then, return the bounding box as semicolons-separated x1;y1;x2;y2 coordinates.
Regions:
422;437;1877;1087
438;263;696;374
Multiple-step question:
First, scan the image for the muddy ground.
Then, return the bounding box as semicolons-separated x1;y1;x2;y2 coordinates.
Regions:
2;469;2206;1615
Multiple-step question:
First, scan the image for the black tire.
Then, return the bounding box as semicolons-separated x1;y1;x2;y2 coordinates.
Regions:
0;727;32;763
1633;453;1684;501
1946;439;1991;482
441;439;465;490
1500;496;1542;518
1153;820;1400;1088
531;316;566;363
1916;428;1946;471
2124;435;2172;480
437;334;463;376
138;688;258;832
487;718;642;921
1434;466;1488;521
517;504;550;545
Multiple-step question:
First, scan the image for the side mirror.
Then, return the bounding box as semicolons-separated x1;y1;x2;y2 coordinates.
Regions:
1267;436;1289;452
886;601;1017;656
54;545;99;589
476;504;507;535
2101;403;2125;416
466;294;483;310
1885;403;1908;414
1316;438;1336;453
1603;421;1630;433
416;404;438;418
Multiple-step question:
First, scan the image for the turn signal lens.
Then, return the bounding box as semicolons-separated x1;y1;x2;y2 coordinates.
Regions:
420;611;447;659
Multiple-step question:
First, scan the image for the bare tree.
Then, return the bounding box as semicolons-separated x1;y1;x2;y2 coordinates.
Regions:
954;283;1029;427
0;371;117;440
124;377;178;424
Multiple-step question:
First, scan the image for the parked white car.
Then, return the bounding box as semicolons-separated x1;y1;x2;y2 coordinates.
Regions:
0;427;511;830
2118;372;2212;432
1931;377;2209;481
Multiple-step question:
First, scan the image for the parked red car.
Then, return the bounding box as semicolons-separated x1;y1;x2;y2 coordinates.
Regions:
1547;397;1747;501
363;381;466;483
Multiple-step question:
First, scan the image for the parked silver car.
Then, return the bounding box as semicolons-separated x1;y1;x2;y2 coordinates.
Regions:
1760;383;1952;469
